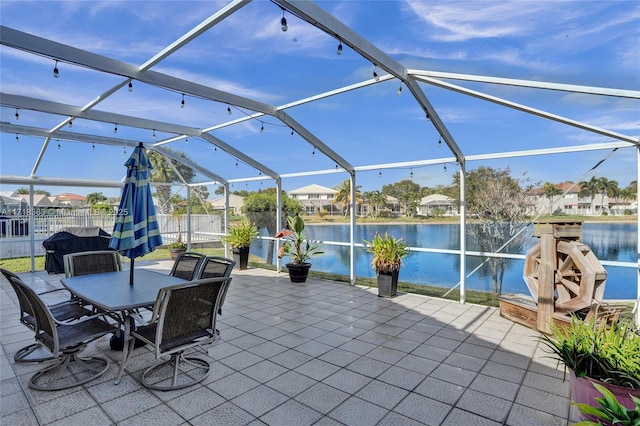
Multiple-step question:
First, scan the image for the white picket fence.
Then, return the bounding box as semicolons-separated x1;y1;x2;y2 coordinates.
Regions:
0;214;223;259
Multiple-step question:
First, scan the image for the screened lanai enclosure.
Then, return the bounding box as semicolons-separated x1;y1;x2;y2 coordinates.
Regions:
1;1;638;323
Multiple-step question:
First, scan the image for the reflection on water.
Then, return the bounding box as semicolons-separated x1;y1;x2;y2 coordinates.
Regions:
253;222;637;299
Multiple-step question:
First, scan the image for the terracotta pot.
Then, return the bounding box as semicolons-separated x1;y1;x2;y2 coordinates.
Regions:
570;369;640;420
169;248;186;260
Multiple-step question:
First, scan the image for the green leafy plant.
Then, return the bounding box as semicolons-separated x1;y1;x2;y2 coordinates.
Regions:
278;214;323;265
168;241;186;249
541;316;640;389
573;383;640;426
363;232;408;273
222;219;259;249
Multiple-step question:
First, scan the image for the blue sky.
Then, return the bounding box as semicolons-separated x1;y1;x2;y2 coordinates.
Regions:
1;0;638;200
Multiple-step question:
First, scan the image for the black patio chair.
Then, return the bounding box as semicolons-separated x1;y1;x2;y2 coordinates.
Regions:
64;250;121;277
196;256;236;315
0;268;92;363
4;271;114;391
121;277;232;391
169;252;207;280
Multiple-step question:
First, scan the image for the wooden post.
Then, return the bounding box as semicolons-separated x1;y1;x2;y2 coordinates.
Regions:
533;221;582;334
537;224;556;334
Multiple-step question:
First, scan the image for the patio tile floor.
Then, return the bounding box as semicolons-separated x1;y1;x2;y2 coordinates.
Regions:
1;261;580;425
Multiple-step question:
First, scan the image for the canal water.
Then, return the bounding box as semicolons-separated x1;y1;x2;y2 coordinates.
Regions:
253;222;637;300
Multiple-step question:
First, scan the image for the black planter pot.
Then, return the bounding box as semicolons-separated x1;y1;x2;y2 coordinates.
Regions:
286;262;311;283
233;246;250;270
377;269;399;297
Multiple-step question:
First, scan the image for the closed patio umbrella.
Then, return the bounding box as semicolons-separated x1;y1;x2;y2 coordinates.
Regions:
109;143;163;285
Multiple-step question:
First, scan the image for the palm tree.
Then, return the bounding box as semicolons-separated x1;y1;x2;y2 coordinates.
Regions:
579;177;599;215
369;190;387;218
540;182;562;216
148;150;194;214
333;179;362;217
85;192;107;206
597;177;618;214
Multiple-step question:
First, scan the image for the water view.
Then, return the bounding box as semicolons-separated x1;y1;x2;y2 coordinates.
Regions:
254;222;637;300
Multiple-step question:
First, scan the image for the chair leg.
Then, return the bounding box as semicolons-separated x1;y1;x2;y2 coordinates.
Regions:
14;342;55;363
29;352;110;391
140;353;210;391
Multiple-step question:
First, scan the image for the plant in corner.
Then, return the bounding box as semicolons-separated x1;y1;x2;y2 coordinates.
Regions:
573;383;640;426
222;219;259;270
541;315;640;419
278;214;323;283
363;232;408;297
168;240;186;260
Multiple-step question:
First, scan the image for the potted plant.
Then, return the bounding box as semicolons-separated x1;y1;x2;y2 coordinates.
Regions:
573;383;640;426
222;219;259;270
277;214;323;283
363;232;408;297
168;241;186;260
541;316;640;419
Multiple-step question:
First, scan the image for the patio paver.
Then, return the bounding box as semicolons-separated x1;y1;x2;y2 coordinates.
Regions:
0;261;577;425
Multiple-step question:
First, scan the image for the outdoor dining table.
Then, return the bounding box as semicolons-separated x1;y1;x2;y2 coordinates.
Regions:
61;268;186;384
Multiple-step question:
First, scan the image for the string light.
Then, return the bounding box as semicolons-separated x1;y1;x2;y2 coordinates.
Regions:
410;168;413;178
114;123;118;134
397;84;402;95
227;105;231;115
181;93;185;108
14;109;19;120
124;147;127;155
68;119;73;128
290;129;294;137
185;137;188;143
438;137;442;147
53;60;59;78
312;146;316;156
128;81;133;92
337;41;343;55
235;160;238;167
260;122;264;133
379;169;382;177
152;129;156;139
426;112;430;120
280;10;288;31
15;134;19;142
214;146;217;151
373;65;379;82
57;143;61;150
444;164;447;172
92;144;95;150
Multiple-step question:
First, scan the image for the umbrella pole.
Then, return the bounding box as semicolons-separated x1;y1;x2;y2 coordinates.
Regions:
129;258;134;286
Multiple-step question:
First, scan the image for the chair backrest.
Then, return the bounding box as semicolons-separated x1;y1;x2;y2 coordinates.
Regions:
2;271;60;353
151;277;231;356
1;268;37;329
197;256;236;279
169;252;207;281
196;256;236;315
64;250;121;277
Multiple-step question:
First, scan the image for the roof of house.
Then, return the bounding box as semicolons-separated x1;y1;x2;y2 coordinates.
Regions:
288;184;337;195
54;193;86;201
421;194;454;204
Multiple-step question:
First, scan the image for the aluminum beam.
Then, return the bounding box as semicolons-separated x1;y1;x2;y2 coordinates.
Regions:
408;70;640;99
414;75;639;145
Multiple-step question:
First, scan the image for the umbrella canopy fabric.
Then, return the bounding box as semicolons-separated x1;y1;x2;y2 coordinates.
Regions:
109;143;162;263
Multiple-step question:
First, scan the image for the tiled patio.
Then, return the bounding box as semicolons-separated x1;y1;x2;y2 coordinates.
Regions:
1;261;579;425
